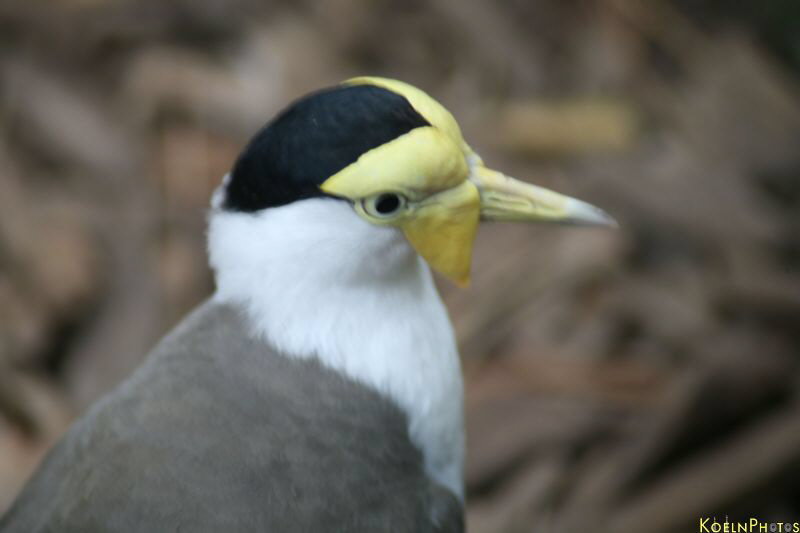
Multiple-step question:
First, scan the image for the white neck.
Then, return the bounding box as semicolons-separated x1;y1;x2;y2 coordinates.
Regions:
207;196;464;499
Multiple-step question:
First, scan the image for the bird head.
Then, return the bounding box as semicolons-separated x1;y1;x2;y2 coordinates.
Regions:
218;77;615;287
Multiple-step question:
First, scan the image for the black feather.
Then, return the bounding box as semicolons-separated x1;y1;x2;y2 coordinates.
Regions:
224;84;430;212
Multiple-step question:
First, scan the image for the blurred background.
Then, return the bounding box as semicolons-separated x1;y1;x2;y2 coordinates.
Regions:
1;0;799;531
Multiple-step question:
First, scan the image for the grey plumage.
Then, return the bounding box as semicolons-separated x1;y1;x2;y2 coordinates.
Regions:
0;302;463;532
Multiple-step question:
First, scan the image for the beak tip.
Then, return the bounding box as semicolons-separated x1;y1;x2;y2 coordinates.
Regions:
597;212;619;229
565;198;619;228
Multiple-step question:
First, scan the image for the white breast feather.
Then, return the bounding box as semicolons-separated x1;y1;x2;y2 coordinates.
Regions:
207;195;465;500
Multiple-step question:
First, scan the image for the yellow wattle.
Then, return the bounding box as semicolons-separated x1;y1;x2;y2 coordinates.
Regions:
401;181;480;286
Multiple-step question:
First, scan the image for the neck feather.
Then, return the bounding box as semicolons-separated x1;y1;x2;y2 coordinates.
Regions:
207;198;464;499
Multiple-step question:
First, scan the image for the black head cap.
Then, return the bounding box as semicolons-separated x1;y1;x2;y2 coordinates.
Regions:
223;84;430;212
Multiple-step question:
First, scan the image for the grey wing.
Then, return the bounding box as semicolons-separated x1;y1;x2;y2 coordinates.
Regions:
0;302;464;533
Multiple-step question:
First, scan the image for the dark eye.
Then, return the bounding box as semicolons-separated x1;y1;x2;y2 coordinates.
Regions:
375;193;401;214
362;193;407;218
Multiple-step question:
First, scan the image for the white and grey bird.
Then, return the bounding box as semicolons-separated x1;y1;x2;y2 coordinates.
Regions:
0;77;614;532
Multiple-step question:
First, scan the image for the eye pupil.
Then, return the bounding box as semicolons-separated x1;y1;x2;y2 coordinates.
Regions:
375;193;401;215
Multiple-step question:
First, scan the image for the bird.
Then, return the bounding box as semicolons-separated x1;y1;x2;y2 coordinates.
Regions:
0;77;615;532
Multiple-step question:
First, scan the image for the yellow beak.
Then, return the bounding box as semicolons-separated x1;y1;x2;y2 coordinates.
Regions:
404;165;616;286
470;165;617;227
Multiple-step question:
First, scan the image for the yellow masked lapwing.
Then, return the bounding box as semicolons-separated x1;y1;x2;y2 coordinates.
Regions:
0;77;614;532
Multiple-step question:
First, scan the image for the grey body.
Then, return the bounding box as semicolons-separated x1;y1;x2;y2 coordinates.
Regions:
1;302;463;532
